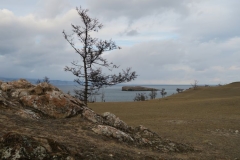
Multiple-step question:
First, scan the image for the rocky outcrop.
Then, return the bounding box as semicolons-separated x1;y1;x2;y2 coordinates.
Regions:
0;132;74;160
83;109;182;150
82;107;103;123
122;86;158;91
92;125;134;142
0;79;194;159
102;112;129;131
89;111;193;152
0;79;85;119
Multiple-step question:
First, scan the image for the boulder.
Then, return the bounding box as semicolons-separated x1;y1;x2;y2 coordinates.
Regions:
103;112;129;131
1;83;13;92
82;107;103;123
10;79;34;89
92;125;134;142
0;79;33;92
19;88;84;118
0;132;74;160
0;80;85;119
16;109;41;120
30;82;60;95
11;89;29;98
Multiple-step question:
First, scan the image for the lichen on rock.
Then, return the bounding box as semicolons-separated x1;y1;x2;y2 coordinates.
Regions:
103;112;129;131
0;132;74;160
0;79;85;119
16;109;41;120
82;107;103;123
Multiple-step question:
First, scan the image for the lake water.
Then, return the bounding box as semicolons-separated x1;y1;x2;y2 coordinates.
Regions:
56;85;193;102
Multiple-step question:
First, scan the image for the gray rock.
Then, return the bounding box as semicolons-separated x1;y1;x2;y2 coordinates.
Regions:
92;125;134;142
103;112;129;131
0;132;74;160
82;107;103;123
0;80;85;118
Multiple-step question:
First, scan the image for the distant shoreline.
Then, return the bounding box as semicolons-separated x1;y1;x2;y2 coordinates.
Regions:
122;86;158;91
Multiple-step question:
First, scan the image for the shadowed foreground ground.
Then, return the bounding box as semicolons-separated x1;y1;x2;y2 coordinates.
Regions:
90;82;240;159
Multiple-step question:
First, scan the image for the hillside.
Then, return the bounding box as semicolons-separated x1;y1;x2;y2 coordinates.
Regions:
0;79;194;159
90;82;240;159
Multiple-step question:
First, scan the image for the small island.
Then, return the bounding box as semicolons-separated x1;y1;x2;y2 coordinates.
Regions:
122;86;158;91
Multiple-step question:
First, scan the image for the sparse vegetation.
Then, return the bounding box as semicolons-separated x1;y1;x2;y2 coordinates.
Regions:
160;88;167;98
36;76;50;84
149;89;157;99
63;6;137;104
100;88;105;102
90;82;240;159
176;88;184;93
43;76;50;84
1;78;240;159
191;80;198;89
133;93;148;101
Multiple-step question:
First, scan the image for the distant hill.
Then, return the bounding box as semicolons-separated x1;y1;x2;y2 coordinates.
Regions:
0;77;77;85
226;81;240;87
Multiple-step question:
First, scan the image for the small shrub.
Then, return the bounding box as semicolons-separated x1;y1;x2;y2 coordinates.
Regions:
160;88;167;98
43;76;50;84
191;80;198;89
176;88;184;93
36;76;50;84
134;93;148;101
149;89;157;99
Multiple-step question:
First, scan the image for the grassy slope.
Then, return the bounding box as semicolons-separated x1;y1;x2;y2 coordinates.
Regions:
89;82;240;159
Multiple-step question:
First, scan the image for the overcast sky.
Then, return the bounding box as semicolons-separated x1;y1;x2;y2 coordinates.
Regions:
1;0;240;84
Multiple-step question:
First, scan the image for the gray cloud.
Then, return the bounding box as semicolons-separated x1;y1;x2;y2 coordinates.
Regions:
105;37;240;84
0;0;240;84
126;29;139;36
178;1;240;42
36;0;71;19
0;8;79;80
87;0;191;22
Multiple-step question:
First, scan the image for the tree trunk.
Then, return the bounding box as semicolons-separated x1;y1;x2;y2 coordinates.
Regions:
83;59;88;105
83;28;88;105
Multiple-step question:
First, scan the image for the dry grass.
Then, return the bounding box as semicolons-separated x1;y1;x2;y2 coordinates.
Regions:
89;82;240;159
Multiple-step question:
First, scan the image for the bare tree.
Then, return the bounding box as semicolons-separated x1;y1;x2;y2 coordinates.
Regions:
42;76;50;84
176;88;184;93
191;80;198;89
89;92;97;103
149;89;157;99
134;93;148;101
100;88;105;102
160;88;167;98
36;76;50;84
63;7;137;104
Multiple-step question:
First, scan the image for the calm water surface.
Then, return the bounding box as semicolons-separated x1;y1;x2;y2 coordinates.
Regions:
56;85;193;102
